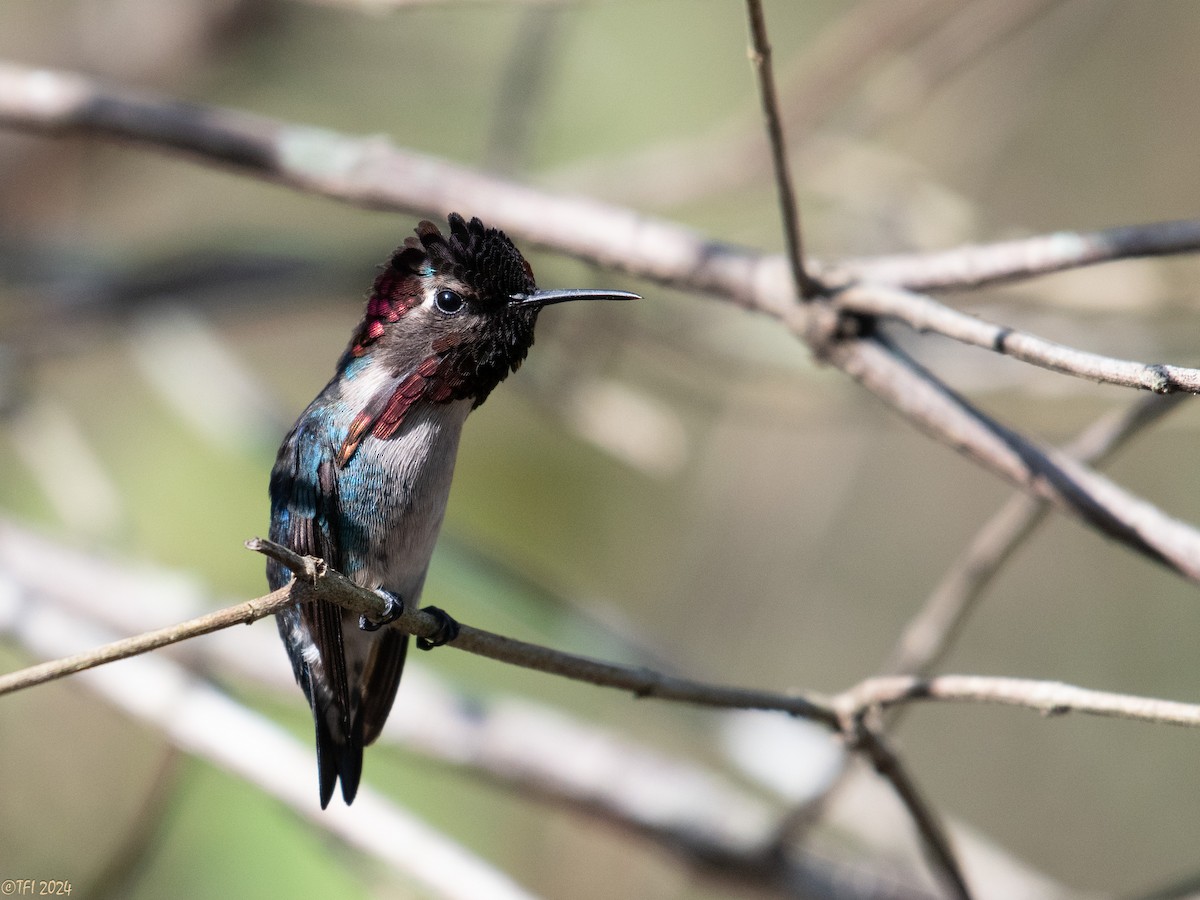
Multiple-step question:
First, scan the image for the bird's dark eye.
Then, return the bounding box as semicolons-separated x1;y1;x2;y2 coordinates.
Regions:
434;289;464;315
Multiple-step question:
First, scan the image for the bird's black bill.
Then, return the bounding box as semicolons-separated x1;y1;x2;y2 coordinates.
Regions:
509;288;640;308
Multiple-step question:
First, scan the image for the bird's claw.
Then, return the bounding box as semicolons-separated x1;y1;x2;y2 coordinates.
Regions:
416;606;460;650
359;590;404;632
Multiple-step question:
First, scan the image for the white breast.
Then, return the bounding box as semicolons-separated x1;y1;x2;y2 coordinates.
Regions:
344;398;473;604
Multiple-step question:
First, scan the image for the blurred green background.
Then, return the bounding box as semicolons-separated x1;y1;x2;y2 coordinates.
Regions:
4;1;1200;897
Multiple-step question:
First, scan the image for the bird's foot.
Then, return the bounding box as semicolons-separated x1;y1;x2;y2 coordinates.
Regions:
416;606;460;650
359;589;404;632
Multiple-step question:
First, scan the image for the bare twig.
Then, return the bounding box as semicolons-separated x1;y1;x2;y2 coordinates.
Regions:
10;536;1200;894
843;219;1200;291
824;333;1200;584
0;588;297;697
884;392;1187;678
850;728;970;900
837;676;1200;729
836;282;1200;394
263;538;1196;757
744;0;821;299
0;535;840;724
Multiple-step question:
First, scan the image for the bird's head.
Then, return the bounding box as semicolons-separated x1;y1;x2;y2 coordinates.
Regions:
347;213;637;408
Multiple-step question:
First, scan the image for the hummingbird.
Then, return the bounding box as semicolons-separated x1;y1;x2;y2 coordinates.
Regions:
267;213;637;807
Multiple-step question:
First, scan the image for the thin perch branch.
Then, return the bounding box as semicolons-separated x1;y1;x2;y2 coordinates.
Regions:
8;537;1200;895
0;589;296;697
10;573;1200;729
0;536;842;724
0;519;950;899
6;534;1200;728
252;540;843;725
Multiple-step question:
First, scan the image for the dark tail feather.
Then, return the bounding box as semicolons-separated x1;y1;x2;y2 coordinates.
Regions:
314;700;364;808
294;599;362;807
314;718;340;809
311;629;406;806
359;630;409;747
279;597;405;806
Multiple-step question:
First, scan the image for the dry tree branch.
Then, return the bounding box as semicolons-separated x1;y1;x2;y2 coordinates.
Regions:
10;60;1195;347
824;333;1200;583
884;392;1186;679
0;590;294;697
835;283;1200;394
0;62;782;310
13;536;1200;892
0;536;836;726
847;728;968;900
744;0;820;299
844;219;1200;291
10;553;1200;760
742;6;964;893
791;392;1187;855
0;520;948;899
249;538;843;726
835;676;1200;728
3;60;1200;394
3;65;1200;606
1;600;537;900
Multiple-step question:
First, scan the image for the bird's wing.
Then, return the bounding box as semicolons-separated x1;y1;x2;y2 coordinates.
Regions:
357;626;408;747
268;415;362;807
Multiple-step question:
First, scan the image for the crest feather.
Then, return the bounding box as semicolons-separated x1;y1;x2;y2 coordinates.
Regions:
348;215;536;356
